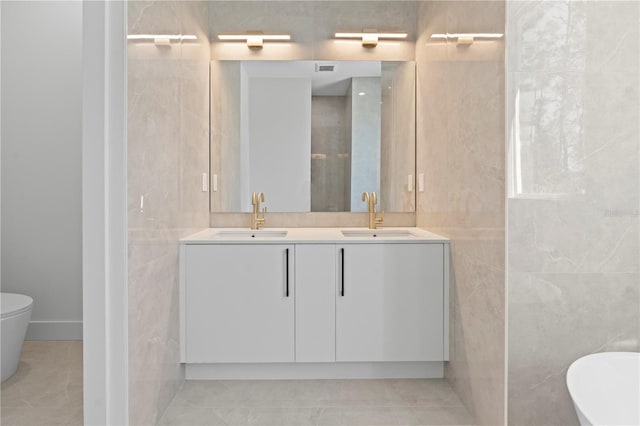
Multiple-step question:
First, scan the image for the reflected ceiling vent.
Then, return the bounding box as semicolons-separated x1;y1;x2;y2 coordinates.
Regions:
315;64;335;72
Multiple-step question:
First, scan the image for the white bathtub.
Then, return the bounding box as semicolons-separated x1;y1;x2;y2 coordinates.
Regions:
567;352;639;426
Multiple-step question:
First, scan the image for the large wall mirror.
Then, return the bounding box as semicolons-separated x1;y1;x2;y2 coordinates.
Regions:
210;60;416;213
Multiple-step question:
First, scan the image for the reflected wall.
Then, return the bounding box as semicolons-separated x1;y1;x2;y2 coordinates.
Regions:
507;1;640;424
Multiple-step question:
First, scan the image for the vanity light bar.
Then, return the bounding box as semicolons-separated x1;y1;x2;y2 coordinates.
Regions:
218;33;291;49
335;31;408;48
431;33;503;45
218;34;291;41
334;32;408;39
127;34;197;41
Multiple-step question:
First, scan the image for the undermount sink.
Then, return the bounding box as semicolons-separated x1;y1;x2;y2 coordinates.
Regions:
212;230;288;239
341;229;416;238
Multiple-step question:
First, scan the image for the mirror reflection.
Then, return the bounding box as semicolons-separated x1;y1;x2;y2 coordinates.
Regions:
210;60;415;213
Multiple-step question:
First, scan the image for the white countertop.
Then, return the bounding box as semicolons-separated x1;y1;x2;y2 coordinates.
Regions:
180;227;449;244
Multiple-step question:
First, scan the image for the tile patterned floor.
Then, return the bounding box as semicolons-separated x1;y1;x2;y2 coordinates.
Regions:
0;342;474;426
0;341;83;426
159;379;474;426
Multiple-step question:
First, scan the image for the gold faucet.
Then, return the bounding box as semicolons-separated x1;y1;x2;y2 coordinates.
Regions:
361;191;384;229
251;192;267;229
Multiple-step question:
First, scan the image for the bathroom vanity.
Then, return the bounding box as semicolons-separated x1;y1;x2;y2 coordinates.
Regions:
179;228;449;379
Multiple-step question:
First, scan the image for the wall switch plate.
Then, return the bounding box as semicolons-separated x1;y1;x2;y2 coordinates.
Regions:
408;174;413;192
202;173;208;192
418;173;425;192
212;174;218;192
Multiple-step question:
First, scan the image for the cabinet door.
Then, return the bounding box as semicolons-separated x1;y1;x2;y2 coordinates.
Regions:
336;243;444;362
295;245;335;362
185;244;294;363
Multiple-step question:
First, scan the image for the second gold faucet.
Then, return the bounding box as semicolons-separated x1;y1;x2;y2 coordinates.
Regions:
251;191;267;229
362;191;384;229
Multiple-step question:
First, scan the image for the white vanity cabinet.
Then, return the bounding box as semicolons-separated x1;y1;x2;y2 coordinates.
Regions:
182;244;294;363
180;228;450;378
336;244;444;362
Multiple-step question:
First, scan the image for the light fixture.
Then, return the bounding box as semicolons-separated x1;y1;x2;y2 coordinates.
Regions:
217;32;291;49
430;33;503;45
127;34;197;46
334;30;408;48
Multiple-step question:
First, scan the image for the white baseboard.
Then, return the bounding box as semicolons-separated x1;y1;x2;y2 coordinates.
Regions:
186;362;444;380
26;320;83;340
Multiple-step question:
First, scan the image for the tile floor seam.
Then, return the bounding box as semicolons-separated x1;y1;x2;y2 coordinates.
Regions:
1;341;83;425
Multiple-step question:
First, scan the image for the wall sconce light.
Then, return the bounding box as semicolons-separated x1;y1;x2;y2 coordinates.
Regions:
430;33;503;45
127;34;197;47
334;30;408;48
217;32;291;49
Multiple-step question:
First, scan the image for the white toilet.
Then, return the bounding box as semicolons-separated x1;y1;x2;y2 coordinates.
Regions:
1;292;33;382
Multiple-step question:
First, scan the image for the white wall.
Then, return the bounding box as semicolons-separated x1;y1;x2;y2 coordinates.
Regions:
1;1;83;340
248;78;312;212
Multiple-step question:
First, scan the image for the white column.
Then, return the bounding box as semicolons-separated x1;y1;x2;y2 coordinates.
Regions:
82;1;128;424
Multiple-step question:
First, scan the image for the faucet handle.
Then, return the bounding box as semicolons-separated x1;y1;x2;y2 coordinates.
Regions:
375;210;384;228
257;206;267;229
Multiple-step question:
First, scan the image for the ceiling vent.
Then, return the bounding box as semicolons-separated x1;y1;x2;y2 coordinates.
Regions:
315;64;335;72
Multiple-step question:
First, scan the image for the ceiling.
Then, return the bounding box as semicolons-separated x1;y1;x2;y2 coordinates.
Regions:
241;60;382;96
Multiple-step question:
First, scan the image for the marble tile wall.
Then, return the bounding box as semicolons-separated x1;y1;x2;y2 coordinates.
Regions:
210;60;243;212
415;1;506;425
209;212;416;228
506;1;640;424
127;1;210;424
209;1;417;62
381;61;416;213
